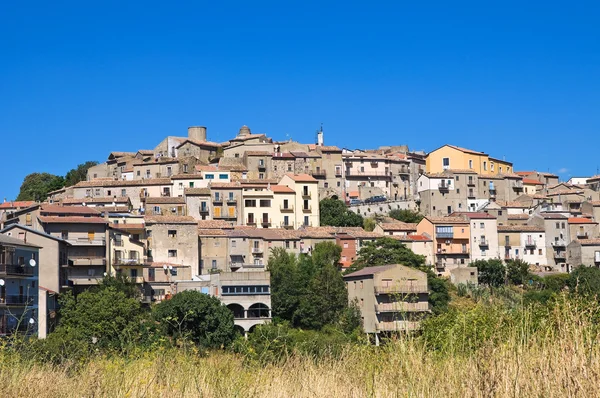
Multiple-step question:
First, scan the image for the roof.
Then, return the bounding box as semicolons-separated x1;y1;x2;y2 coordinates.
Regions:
497;225;545;232
0;224;69;244
197;220;235;229
390;234;432;242
195;165;219;172
496;201;531;209
587;175;600;183
319;145;342;152
109;223;145;231
0;233;42;248
40;205;101;215
245;151;272;156
343;265;396;278
145;197;186;204
230;133;268;142
39;216;108;224
507;214;530;220
577;238;600;246
443;144;487;156
568;217;598;224
198;229;228;236
449;212;496;220
62;197;130;205
210;182;243;189
270;185;295;193
184;188;211;195
144;215;197;224
425;216;469;225
0;201;36;209
283;173;317;183
378;222;418;231
176;139;222;149
74;178;172;188
537;212;568;220
522;178;545;186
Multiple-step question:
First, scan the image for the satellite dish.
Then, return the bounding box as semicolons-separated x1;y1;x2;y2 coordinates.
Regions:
29;259;36;267
82;202;86;206
103;272;108;277
29;318;35;325
168;265;173;270
163;265;168;270
112;202;116;207
0;279;4;286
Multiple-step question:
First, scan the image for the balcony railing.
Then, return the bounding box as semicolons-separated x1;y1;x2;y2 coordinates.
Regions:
513;182;524;190
551;240;567;247
374;284;428;294
554;252;566;259
302;191;312;198
246;220;257;226
467;180;475;186
280;205;294;212
302;206;312;213
438;183;450;191
66;238;106;246
200;207;209;214
310;170;327;178
280;222;294;229
437;249;469;255
0;265;34;277
261;219;272;227
213;196;223;204
214;212;237;219
577;232;589;239
375;302;430;312
345;170;392;178
226;198;237;204
479;239;489;247
525;239;537;247
113;256;142;266
0;295;37;306
376;321;420;332
436;232;454;239
69;257;106;267
251;247;263;254
229;262;265;269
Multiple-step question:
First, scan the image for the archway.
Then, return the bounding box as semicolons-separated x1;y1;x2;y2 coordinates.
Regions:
234;325;246;336
227;303;245;319
247;303;270;318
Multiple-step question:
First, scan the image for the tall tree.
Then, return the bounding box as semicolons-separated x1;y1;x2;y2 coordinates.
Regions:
505;259;531;285
389;209;424;223
16;172;64;201
64;161;99;186
472;259;506;288
319;198;363;227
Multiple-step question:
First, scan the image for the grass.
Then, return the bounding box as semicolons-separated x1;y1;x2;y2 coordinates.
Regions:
1;296;599;397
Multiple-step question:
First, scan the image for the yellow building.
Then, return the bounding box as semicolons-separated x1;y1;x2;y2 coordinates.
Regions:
426;145;513;176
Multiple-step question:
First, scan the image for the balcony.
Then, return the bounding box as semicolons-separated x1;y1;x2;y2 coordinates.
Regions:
280;205;294;212
66;238;106;246
199;207;209;214
67;275;102;286
130;276;144;284
525;239;537;248
311;170;327;179
0;264;34;277
438;183;450;191
335;170;342;177
226;197;237;204
0;295;36;306
345;170;392;179
214;212;237;220
246;220;257;226
376;321;420;332
375;302;430;312
467;191;476;199
258;162;266;170
374;284;428;294
229;262;265;270
504;254;520;260
213;196;223;204
437;249;469;256
160;192;171;197
467;179;475;186
69;257;106;267
554;252;566;259
552;240;567;247
261;219;272;227
113;256;142;266
302;191;312;199
479;239;489;247
398;166;409;175
513;182;524;191
281;222;294;230
436;232;454;239
577;232;589;239
251;247;264;254
302;206;312;213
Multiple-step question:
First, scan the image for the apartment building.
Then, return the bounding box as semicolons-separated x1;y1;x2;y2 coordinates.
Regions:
241;185;277;229
568;217;599;241
528;213;569;271
144;197;187;216
389;235;434;266
373;222;418;237
184;188;212;220
314;145;344;197
61;196;132;211
270;185;297;229
416;216;471;276
426;145;513;176
0;201;36;225
109;224;146;285
343;151;392;200
176;271;271;335
452;212;499;262
567;239;600;270
0;235;40;337
497;225;547;267
344;264;429;344
210;182;242;225
516;171;560;189
416;171;472;216
72;178;173;210
279;174;320;228
171;174;207;197
176;127;222;163
581;201;600;222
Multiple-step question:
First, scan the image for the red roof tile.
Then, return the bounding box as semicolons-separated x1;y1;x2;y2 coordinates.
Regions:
39;216;107;224
568;217;598;224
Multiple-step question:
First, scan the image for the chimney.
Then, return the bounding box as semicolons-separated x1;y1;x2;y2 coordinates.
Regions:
188;126;207;142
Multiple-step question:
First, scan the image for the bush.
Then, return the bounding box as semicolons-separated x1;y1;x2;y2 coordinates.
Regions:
568;266;600;298
153;290;236;348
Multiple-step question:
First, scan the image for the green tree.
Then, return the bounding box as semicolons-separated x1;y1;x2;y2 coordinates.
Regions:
389;209;424;223
64;161;99;186
319;198;363;227
152;290;235;348
97;273;141;299
311;241;342;269
268;248;304;322
52;288;144;350
16;172;65;201
506;259;531;285
363;217;376;231
568;266;600;298
472;259;506;288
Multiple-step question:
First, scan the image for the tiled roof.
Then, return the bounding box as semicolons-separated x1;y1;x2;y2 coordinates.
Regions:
137;150;154;155
108;152;136;159
568;217;597;224
270;185;295;193
425;216;469;224
177;139;222;148
40;205;101;215
198;229;228;236
319;145;342;152
74;178;172;187
390;234;432;242
522;178;545;185
537;212;568;219
497;225;544;232
171;173;204;180
132;158;179;166
39;216;107;224
246;151;272;156
62;197;130;205
272;152;296;159
378;222;418;231
587;175;600;182
197;220;235;229
284;173;317;183
210;182;243;189
343;265;396;278
507;214;530;220
587;201;600;206
110;223;145;232
0;234;42;248
145;197;186;204
496;201;530;208
450;212;497;219
184;188;211;195
195;165;219;172
230;133;267;142
144;215;197;224
0;201;36;209
577;238;600;246
445;145;487;156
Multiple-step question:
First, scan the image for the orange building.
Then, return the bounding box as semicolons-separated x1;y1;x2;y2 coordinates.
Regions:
416;216;471;275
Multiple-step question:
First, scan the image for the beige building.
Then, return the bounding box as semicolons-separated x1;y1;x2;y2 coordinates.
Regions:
144;197;187;216
109;224;146;284
528;213;569;271
344;264;429;344
497;225;547;268
426;145;513;176
210;182;243;225
184;188;212;221
172;174;207;198
389;235;434;266
374;222;418;237
567;239;600;270
568;217;599;241
452;212;499;262
279;174;320;228
72;178;173;210
343;150;392;200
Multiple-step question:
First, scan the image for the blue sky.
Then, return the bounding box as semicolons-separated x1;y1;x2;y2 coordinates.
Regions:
1;1;599;200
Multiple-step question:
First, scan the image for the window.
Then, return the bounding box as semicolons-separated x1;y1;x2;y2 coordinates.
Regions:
205;174;215;180
130;269;138;278
456;189;460;194
442;157;450;169
219;174;228;180
498;211;503;216
538;249;543;255
153;206;161;214
229;192;234;201
344;242;349;248
468;159;473;169
556;222;560;229
455;176;459;181
214;239;220;247
324;182;329;188
189;182;194;188
283;199;289;209
95;188;101;196
214;192;220;201
212;260;217;270
183;164;188;173
304;216;309;226
245;199;256;207
491;162;494;171
561;222;566;229
303;199;309;210
287;163;292;172
259;200;271;207
499;166;503;173
137;171;141;176
360;166;365;172
121;189;126;196
285;241;290;249
167;166;172;176
258;173;264;179
480;222;484;228
337;181;341;187
168;230;177;238
168;250;177;257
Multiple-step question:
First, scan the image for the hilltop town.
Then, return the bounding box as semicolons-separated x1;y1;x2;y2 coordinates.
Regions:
1;123;600;339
